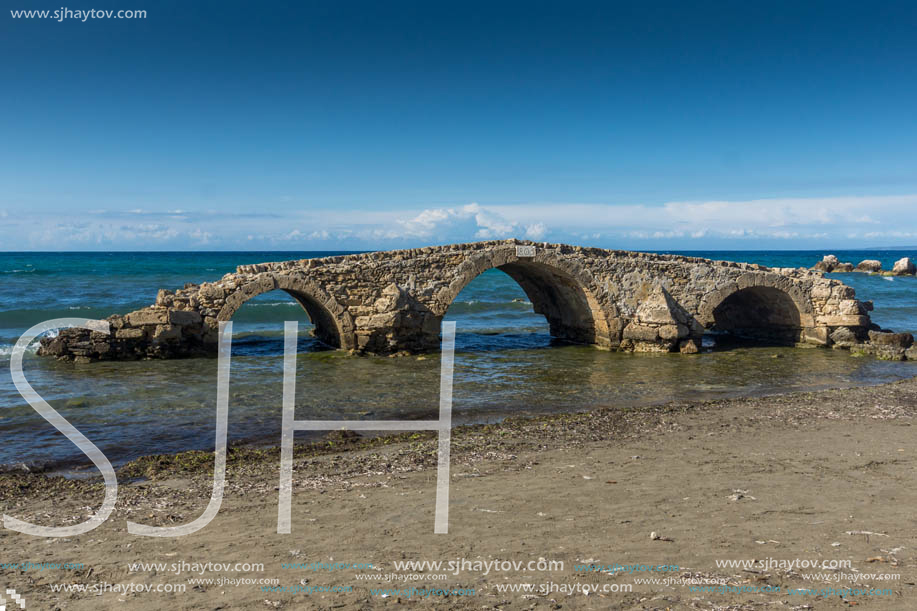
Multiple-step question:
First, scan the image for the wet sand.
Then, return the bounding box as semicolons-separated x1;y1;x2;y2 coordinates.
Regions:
2;376;917;610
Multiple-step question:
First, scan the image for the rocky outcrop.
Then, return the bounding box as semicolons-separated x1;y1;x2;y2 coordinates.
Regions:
813;254;854;273
855;259;882;272
891;257;916;276
813;255;839;272
38;240;880;362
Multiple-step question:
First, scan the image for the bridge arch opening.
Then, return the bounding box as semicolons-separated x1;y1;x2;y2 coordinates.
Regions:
708;286;803;346
440;258;608;350
217;277;355;351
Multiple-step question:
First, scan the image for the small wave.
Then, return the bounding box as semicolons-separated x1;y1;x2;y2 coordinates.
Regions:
883;277;895;282
1;269;35;274
0;342;40;357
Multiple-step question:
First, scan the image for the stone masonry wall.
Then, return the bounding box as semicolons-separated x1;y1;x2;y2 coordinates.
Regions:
39;240;912;363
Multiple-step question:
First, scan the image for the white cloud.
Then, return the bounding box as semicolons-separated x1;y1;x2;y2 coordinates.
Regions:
393;202;520;240
5;194;916;250
189;228;213;244
525;222;547;239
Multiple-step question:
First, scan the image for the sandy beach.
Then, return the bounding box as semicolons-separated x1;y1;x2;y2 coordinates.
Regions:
2;376;916;610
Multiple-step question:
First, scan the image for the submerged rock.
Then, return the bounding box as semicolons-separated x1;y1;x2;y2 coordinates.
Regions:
865;330;914;361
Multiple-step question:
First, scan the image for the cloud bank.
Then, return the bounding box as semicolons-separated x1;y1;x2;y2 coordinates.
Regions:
2;195;916;250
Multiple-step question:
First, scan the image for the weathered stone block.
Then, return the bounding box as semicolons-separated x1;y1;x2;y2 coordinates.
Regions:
126;309;169;326
116;328;146;340
816;315;869;327
801;327;829;346
838;299;861;315
199;284;226;300
679;339;699;354
153;324;182;341
831;285;856;299
867;331;914;348
368;312;399;328
829;326;859;348
622;322;659;342
202;326;220;344
658;324;688;340
155;289;174;306
168;310;202;326
811;283;832;299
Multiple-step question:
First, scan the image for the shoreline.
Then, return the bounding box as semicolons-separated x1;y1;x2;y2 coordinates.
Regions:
2;376;917;609
4;369;917;482
1;373;915;498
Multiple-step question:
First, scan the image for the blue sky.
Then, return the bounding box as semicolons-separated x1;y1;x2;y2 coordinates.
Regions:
2;0;916;251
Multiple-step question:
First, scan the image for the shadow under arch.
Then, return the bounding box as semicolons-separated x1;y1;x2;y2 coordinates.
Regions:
216;274;355;350
434;248;613;348
700;284;808;345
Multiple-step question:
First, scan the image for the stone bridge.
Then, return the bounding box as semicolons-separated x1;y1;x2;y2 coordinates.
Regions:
40;240;887;362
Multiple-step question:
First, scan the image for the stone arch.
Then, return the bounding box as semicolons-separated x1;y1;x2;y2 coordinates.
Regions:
696;274;813;345
217;273;355;350
434;245;615;347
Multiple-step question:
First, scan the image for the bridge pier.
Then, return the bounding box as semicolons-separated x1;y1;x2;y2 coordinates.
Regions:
36;240;906;363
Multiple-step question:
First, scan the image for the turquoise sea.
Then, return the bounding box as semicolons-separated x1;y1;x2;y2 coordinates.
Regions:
1;250;915;472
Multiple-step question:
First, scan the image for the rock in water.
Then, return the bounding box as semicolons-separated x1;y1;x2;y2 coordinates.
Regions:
813;254;855;272
813;254;840;272
892;257;915;276
855;259;882;272
866;330;915;360
829;326;861;348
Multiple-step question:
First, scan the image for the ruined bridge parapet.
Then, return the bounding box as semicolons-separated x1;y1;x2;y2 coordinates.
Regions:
39;240;899;363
